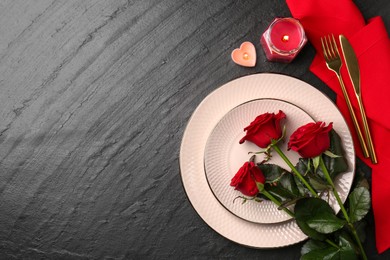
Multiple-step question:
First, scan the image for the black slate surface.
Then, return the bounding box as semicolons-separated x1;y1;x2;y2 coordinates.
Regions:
0;0;389;259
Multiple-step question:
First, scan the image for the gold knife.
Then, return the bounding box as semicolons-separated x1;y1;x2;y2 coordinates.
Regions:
339;35;377;164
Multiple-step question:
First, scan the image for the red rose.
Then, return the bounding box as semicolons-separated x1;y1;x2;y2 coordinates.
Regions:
230;161;266;196
239;110;286;148
288;122;333;158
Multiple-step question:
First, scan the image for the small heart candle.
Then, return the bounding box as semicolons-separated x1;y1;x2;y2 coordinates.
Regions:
231;42;256;67
260;18;307;63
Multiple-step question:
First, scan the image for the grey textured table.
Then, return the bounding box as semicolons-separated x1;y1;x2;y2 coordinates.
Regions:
0;1;389;259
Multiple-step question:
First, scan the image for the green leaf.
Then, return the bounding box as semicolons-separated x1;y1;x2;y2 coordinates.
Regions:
307;211;346;234
294;159;311;196
338;232;359;260
281;124;287;140
295;198;346;236
301;239;329;255
324;150;342;158
354;220;367;243
300;232;358;260
307;174;331;191
322;130;348;178
300;234;358;260
278;197;300;209
312;156;320;172
294;158;330;193
295;198;330;240
278;173;300;196
266;183;297;201
258;164;300;200
349;187;371;223
258;163;287;182
295;158;310;176
301;246;339;260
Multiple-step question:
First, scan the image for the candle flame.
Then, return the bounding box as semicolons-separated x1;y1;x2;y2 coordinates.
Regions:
282;35;289;42
243;52;249;60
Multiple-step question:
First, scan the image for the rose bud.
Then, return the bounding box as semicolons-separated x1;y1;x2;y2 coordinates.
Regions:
230;161;266;196
239;110;286;148
288;122;333;158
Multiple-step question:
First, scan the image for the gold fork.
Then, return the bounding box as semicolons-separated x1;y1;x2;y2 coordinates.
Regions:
320;34;369;158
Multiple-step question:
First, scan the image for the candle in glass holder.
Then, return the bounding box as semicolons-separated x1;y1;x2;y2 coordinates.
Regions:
260;18;307;63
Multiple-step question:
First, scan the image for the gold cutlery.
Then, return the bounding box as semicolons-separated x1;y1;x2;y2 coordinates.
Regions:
340;35;377;164
320;34;370;159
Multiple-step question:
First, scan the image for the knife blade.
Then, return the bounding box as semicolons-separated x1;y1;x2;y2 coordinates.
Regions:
339;34;377;164
339;35;360;95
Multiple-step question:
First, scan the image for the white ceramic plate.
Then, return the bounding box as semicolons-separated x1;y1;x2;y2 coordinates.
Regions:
180;73;355;248
204;99;314;224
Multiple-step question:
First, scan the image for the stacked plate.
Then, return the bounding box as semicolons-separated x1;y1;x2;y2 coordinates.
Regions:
180;74;355;248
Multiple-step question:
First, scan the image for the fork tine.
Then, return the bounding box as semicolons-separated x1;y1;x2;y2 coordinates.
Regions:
320;37;328;60
324;36;332;59
326;35;335;58
322;37;331;61
331;34;340;57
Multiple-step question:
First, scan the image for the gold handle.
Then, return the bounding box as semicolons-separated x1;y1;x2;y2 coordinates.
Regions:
337;75;370;158
357;96;377;164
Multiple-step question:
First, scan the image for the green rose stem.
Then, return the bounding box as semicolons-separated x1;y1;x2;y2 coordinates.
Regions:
319;156;367;260
271;141;319;198
256;182;294;218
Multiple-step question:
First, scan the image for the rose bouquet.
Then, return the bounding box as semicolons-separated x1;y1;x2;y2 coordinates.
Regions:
230;111;370;260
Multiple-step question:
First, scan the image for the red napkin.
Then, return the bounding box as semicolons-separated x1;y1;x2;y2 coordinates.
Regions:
286;0;390;254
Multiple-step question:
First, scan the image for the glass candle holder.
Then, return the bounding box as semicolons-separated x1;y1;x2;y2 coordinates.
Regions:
260;18;307;63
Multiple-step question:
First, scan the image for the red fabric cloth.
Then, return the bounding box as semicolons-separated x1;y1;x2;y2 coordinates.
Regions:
286;0;390;253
